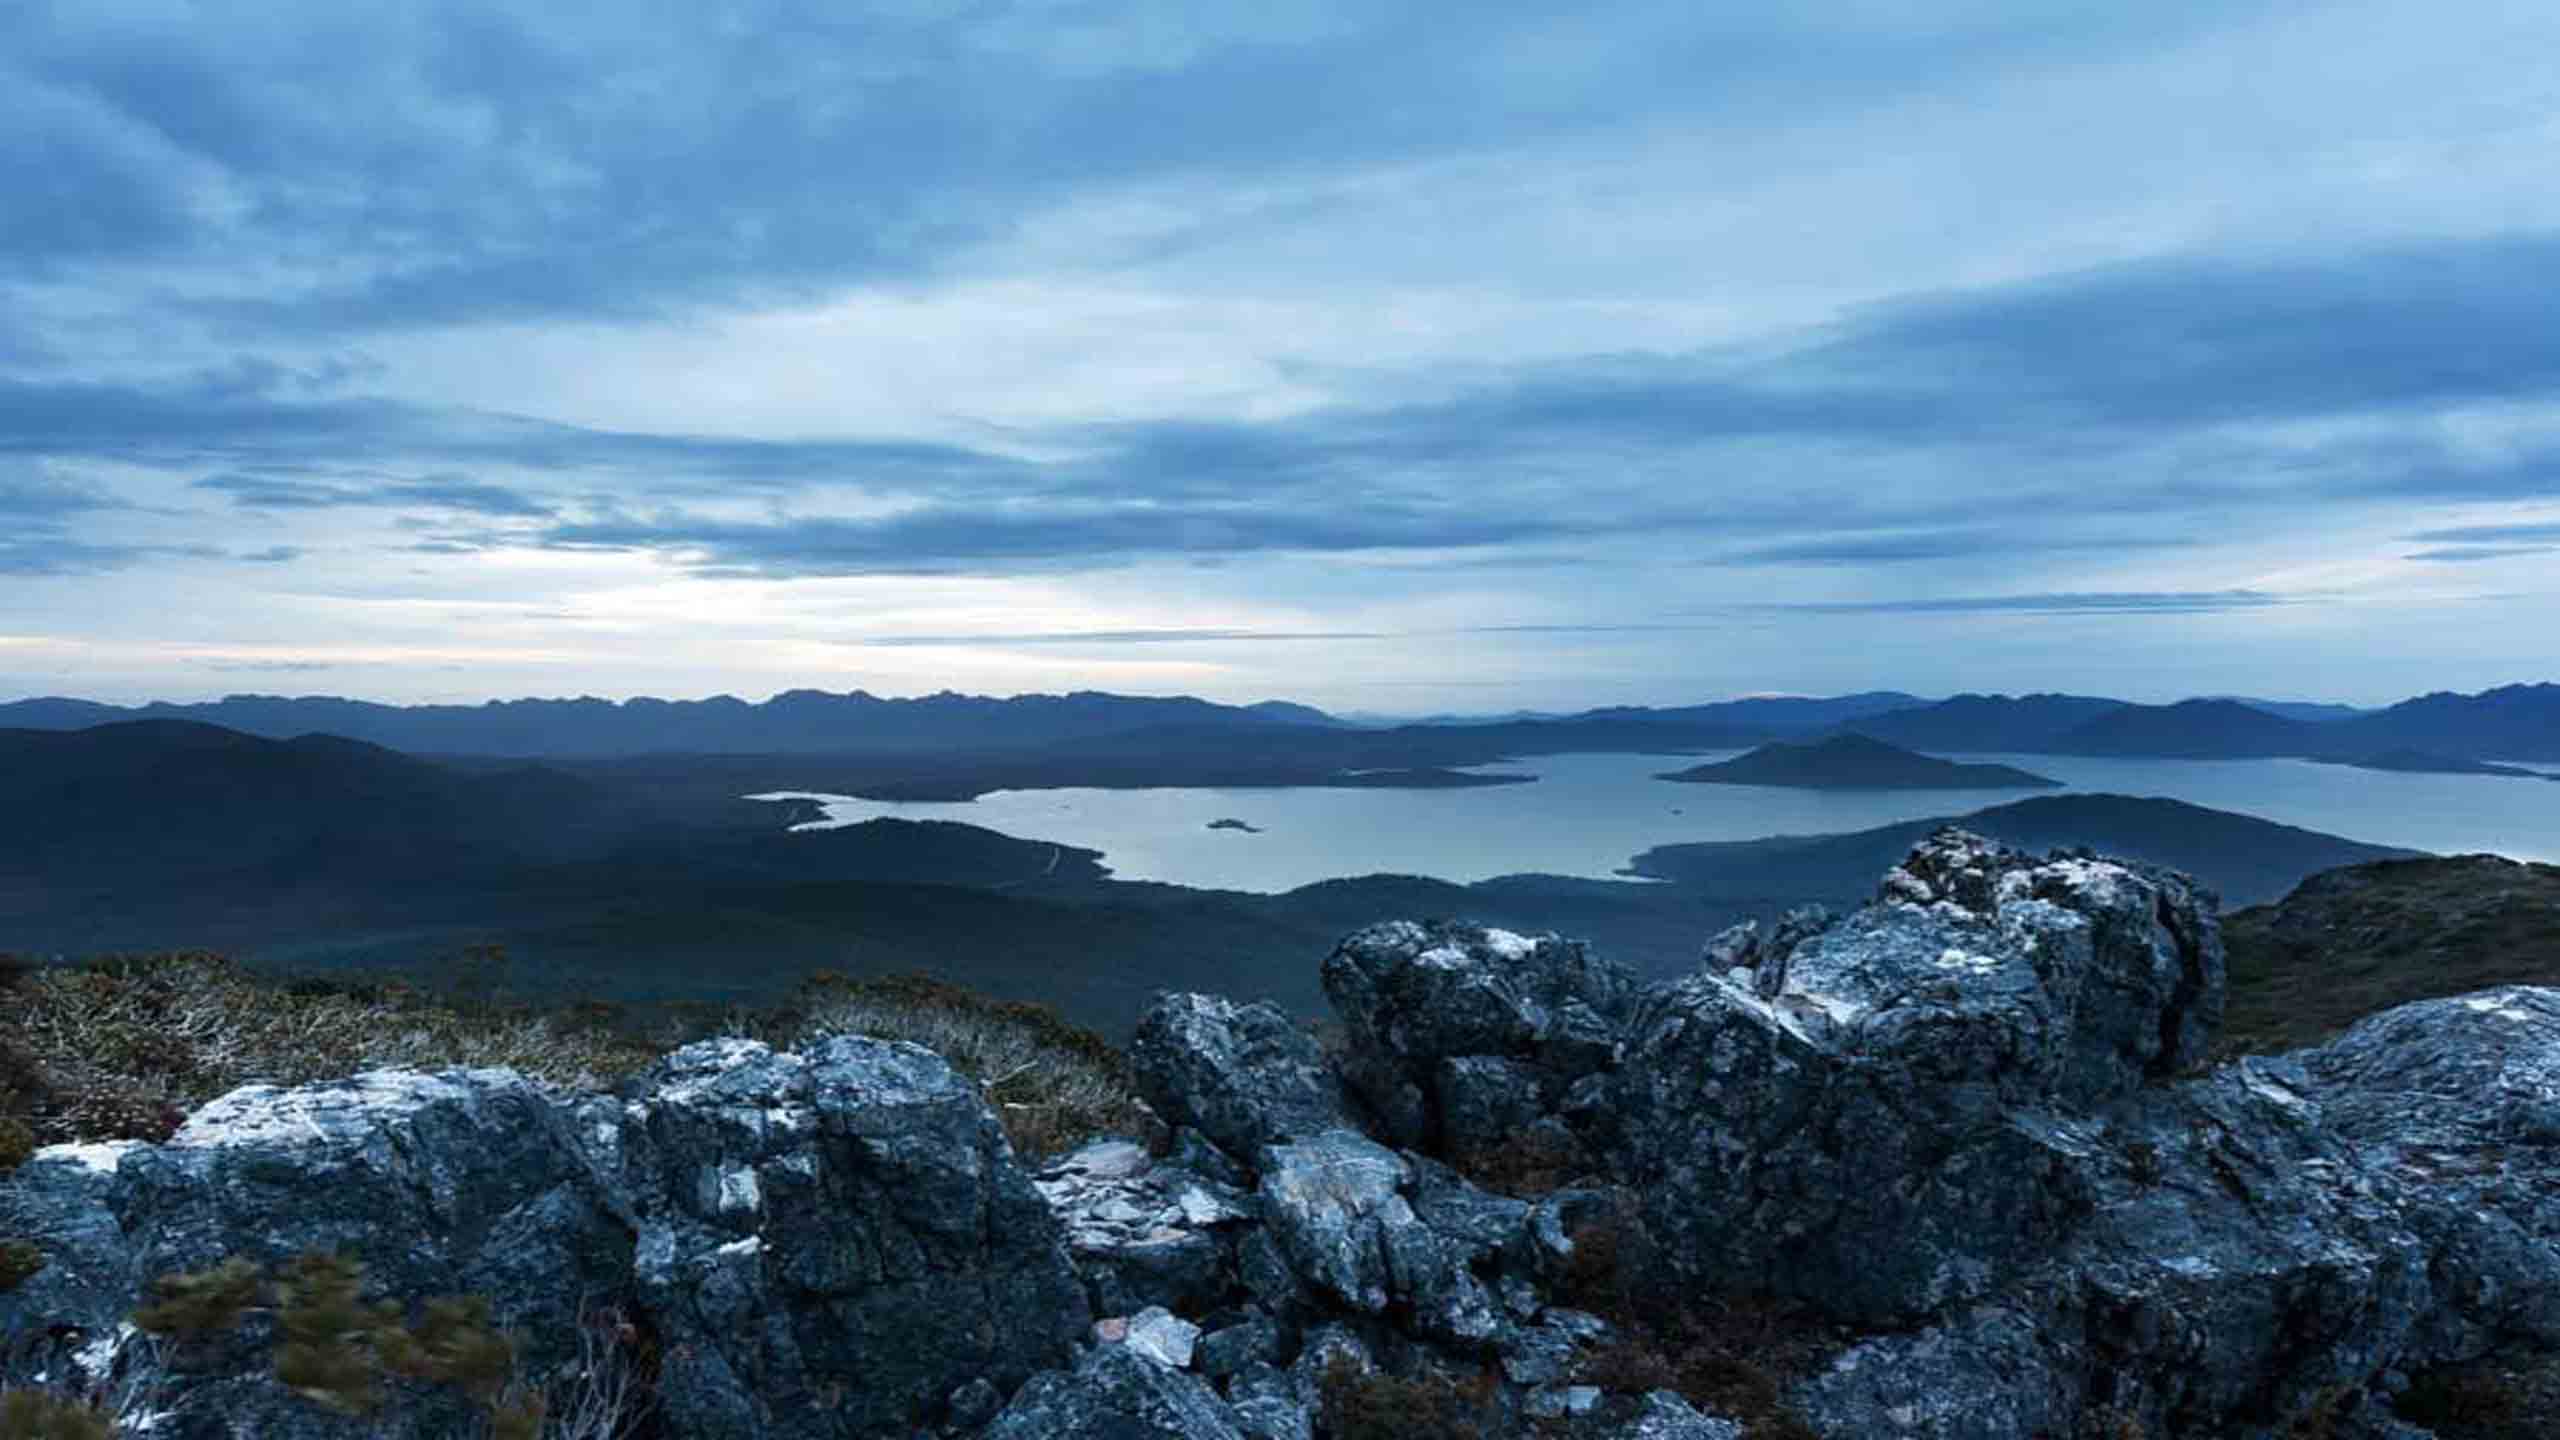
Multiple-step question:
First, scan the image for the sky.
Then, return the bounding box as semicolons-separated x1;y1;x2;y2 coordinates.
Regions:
5;0;2559;713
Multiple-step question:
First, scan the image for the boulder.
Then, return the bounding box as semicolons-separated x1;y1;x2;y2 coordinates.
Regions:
981;1342;1247;1440
0;1036;1088;1439
1610;829;2221;1323
1782;986;2560;1439
1321;921;1636;1156
1130;993;1353;1164
1034;1138;1255;1317
616;1037;1091;1437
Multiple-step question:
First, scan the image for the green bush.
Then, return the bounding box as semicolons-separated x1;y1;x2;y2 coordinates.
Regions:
132;1256;265;1346
0;1241;43;1297
130;1248;558;1431
270;1250;403;1415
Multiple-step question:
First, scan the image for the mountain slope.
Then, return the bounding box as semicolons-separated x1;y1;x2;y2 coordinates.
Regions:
1577;691;1928;733
1622;793;2419;908
1657;734;2060;790
2328;682;2560;761
1843;693;2130;752
2050;699;2325;758
2221;853;2560;1053
0;721;632;889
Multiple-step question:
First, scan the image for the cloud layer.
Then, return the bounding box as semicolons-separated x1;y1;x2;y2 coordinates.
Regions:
4;1;2557;707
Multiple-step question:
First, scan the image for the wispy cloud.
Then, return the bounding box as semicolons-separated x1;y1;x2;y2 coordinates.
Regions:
197;471;556;518
854;627;1389;647
2404;545;2555;563
1746;590;2301;616
2405;522;2560;544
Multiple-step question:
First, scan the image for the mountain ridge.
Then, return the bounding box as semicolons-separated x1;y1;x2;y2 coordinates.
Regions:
1657;733;2061;790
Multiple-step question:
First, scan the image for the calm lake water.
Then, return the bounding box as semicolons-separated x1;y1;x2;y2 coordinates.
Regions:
754;751;2560;893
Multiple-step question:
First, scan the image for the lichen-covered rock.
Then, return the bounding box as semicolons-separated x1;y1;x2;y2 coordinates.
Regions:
613;1036;1089;1437
3;1068;631;1440
1611;830;2220;1323
1588;1390;1746;1440
1035;1138;1255;1316
981;1341;1248;1440
1131;993;1353;1164
1782;985;2560;1440
1321;921;1636;1155
0;1037;1088;1439
1255;1130;1411;1314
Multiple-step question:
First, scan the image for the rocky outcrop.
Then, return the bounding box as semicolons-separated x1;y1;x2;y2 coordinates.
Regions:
1129;992;1354;1158
1610;832;2227;1323
1321;920;1634;1170
7;828;2557;1439
2;1036;1087;1438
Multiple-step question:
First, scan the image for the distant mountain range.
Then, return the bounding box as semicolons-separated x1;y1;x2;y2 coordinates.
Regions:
0;690;1338;757
1656;734;2060;790
1843;683;2560;762
2;682;2550;777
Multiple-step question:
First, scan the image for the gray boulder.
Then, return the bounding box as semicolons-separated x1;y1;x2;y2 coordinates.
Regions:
981;1342;1247;1440
1321;920;1636;1160
1783;986;2560;1439
0;1036;1088;1439
613;1037;1089;1437
1130;993;1353;1164
1035;1138;1256;1317
1611;829;2222;1323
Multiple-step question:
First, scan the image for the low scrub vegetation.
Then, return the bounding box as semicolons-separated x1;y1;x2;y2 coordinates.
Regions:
2393;1348;2560;1440
1317;1353;1502;1440
0;948;1143;1164
3;1247;652;1440
2218;855;2560;1057
0;950;657;1148
731;970;1150;1158
1553;1198;1834;1440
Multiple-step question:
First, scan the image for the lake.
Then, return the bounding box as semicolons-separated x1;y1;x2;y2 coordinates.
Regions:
753;750;2560;893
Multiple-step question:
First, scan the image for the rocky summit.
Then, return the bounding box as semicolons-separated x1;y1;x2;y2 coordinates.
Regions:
4;829;2556;1438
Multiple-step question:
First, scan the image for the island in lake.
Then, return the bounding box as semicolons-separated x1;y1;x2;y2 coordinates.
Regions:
2313;748;2560;781
1207;817;1264;833
1658;733;2063;791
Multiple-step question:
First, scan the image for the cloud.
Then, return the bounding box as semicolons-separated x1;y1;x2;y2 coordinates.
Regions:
0;539;230;577
2405;522;2560;543
537;502;1568;576
0;468;121;518
0;1;2281;336
2404;545;2555;563
854;627;1389;647
1746;590;2301;616
1720;528;2196;566
196;470;555;517
203;658;340;673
